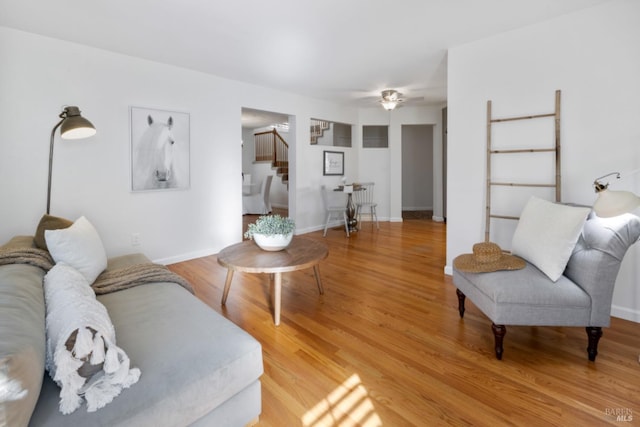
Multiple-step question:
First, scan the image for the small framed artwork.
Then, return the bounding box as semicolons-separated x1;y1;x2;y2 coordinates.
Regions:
323;150;344;176
130;106;190;191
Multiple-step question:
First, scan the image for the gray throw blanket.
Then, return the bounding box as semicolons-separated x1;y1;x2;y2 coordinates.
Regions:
93;263;193;295
0;246;193;295
0;246;54;270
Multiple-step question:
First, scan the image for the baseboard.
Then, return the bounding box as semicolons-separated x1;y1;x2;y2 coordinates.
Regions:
154;248;217;265
444;265;453;276
402;206;433;211
611;305;640;323
432;216;445;222
297;224;338;235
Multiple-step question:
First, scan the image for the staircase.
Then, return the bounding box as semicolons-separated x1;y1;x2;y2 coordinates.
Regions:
310;119;330;144
254;129;288;185
273;159;288;184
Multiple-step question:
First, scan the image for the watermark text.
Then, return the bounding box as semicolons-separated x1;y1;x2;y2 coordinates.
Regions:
605;408;633;422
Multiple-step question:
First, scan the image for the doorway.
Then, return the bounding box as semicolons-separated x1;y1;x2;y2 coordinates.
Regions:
241;108;292;235
401;124;434;220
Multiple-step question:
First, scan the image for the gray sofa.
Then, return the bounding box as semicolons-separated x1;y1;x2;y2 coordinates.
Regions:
0;236;263;426
453;213;640;360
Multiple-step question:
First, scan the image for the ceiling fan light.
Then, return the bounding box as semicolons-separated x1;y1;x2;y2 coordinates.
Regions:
381;100;397;110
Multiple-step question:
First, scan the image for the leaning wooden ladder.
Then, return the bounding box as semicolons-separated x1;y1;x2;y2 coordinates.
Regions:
485;90;562;242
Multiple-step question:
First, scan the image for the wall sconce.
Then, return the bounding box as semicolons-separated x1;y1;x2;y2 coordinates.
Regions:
47;106;96;214
592;172;640;217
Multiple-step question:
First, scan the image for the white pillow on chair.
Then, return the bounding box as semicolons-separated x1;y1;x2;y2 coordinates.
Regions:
45;216;108;284
511;196;590;282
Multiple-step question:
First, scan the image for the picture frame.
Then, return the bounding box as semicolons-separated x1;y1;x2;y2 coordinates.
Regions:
130;106;190;191
323;150;344;176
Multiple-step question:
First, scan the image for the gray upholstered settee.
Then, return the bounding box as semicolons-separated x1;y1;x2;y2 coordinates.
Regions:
0;236;263;426
453;213;640;360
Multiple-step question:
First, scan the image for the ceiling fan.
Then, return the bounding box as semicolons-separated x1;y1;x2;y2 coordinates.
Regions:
349;88;424;109
379;89;404;110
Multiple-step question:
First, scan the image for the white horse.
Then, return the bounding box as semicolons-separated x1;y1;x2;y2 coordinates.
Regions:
133;115;176;190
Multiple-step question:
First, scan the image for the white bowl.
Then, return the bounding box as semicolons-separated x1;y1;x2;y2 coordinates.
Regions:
252;233;293;251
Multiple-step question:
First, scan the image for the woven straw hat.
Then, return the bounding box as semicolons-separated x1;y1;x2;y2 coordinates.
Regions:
453;242;526;273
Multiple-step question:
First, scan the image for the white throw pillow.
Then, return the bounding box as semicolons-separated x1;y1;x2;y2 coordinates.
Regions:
511;196;590;282
45;216;108;284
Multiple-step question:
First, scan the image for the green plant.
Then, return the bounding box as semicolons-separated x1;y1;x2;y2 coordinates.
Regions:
244;215;295;240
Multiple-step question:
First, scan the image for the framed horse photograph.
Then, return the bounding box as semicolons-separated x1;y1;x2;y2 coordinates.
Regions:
130;106;190;191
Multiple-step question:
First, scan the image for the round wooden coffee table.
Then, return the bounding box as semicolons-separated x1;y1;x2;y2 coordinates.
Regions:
217;236;328;326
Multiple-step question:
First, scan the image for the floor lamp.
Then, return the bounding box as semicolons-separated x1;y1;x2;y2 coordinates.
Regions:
593;172;640;218
47;106;96;214
592;172;640;364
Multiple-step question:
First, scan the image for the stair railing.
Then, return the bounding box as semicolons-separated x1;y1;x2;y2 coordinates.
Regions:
310;119;331;144
254;129;288;167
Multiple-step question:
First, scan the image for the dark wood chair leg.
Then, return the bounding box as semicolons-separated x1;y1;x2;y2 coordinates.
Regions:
491;323;506;360
586;326;603;361
456;289;466;318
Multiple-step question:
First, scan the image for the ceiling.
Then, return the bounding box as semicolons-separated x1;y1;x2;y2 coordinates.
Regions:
241;108;289;129
0;0;609;108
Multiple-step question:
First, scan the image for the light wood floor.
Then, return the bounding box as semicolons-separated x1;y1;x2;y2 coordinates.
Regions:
168;219;640;426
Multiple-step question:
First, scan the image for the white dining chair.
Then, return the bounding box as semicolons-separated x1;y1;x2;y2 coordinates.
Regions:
353;182;379;229
243;175;273;215
242;173;255;196
321;185;349;237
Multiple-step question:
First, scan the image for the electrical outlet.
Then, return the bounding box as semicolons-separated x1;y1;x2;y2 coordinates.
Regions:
131;233;141;246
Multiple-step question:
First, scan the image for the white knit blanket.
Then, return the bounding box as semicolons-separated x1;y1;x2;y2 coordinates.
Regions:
44;263;141;414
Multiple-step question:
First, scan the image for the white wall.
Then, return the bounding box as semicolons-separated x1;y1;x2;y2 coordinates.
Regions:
0;26;358;262
358;106;444;222
288;106;359;234
447;0;640;321
0;25;446;268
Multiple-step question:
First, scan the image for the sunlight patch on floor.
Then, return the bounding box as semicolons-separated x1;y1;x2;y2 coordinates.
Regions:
302;374;382;427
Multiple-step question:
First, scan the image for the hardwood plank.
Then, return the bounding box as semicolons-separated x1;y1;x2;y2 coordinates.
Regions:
168;220;640;426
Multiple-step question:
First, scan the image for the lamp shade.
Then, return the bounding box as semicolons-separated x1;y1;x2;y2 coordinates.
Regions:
593;189;640;218
47;105;96;214
60;106;96;139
